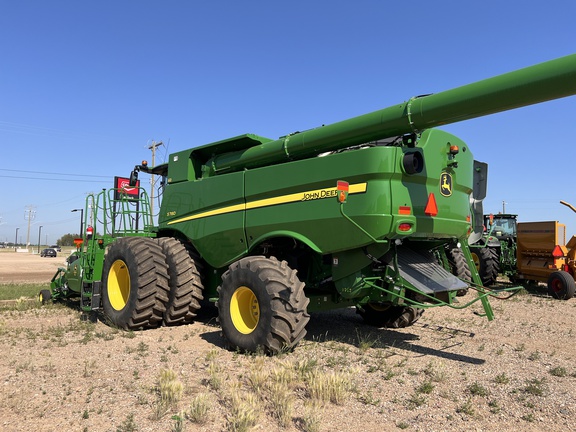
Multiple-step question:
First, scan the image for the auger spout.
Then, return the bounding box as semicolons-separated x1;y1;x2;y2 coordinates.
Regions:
208;54;576;174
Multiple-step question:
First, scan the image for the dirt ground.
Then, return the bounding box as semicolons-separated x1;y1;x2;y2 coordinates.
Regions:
0;252;575;432
0;250;65;283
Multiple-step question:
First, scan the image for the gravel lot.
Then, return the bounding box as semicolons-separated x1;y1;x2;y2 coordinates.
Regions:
0;251;575;431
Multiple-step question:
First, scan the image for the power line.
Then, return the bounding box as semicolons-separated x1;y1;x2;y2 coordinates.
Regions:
0;168;110;178
0;174;109;183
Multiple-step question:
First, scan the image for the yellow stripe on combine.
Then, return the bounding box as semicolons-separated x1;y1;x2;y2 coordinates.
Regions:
167;182;367;225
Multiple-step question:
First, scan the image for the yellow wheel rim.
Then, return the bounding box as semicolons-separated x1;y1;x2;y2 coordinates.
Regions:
471;252;480;271
230;286;260;334
108;260;130;311
367;303;391;312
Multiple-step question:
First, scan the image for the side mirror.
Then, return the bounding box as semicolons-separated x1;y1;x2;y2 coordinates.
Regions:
469;160;488;244
129;169;138;187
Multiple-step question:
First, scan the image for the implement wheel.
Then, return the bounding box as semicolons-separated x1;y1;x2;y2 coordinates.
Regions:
547;271;576;300
357;304;423;328
38;289;52;305
156;238;204;326
217;256;309;354
102;237;169;330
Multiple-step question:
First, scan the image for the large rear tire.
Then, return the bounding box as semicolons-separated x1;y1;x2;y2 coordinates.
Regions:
102;237;169;330
217;256;310;354
156;238;204;326
547;271;576;300
357;304;424;328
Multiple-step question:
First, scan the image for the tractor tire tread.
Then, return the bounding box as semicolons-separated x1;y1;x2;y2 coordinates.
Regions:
102;237;170;330
218;255;310;354
157;238;204;326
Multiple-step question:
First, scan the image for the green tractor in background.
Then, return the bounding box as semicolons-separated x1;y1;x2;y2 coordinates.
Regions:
468;214;518;286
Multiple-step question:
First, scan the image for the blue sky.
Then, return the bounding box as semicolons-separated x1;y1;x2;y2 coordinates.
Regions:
1;1;575;246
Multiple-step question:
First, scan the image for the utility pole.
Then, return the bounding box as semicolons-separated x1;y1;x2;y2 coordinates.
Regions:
24;205;36;251
37;226;43;254
502;201;507;213
148;140;163;219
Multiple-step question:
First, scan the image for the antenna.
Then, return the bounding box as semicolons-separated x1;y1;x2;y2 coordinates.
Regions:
148;141;164;217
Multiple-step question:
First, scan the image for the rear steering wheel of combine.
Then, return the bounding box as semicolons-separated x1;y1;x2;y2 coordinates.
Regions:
101;237;170;330
547;271;576;300
445;245;471;296
357;304;423;328
470;247;499;286
217;256;310;354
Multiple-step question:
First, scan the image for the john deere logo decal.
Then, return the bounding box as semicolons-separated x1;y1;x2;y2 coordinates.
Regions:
440;172;452;197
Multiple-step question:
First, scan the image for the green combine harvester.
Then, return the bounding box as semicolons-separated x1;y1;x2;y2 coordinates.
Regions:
47;54;576;353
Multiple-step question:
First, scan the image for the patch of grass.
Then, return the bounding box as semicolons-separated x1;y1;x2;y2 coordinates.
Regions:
416;381;434;394
423;362;447;382
549;366;568;377
187;394;211;424
153;368;184;420
302;401;321;432
523;378;546;396
207;360;222;390
137;341;149;357
382;367;396;381
488;400;501;414
307;370;349;404
356;329;378;353
359;391;381;406
494;373;510;384
247;357;267;393
406;393;426;409
293;357;319;378
115;413;137;432
0;283;46;300
468;382;489;397
205;348;219;362
270;363;295;387
528;351;541;361
522;413;535;422
456;398;475;416
170;413;184;432
227;390;259;432
159;368;183;404
268;381;294;427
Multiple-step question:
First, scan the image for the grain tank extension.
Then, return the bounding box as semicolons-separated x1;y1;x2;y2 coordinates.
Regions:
49;54;576;354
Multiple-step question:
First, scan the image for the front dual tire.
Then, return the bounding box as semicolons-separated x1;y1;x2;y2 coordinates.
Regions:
101;237;206;329
102;237;169;330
